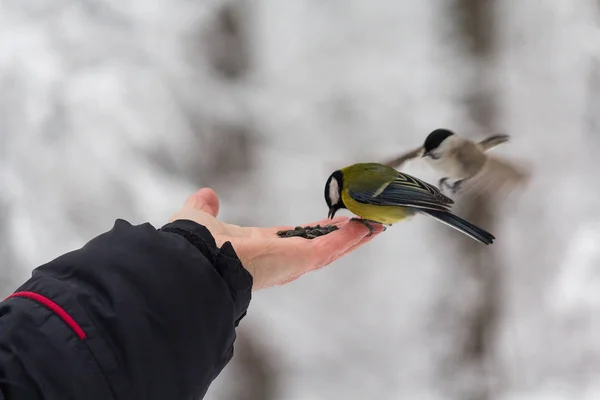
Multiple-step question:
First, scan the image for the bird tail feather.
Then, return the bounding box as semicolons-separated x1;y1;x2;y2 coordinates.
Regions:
419;209;495;245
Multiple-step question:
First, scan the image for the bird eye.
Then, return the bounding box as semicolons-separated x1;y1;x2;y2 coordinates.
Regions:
429;153;441;160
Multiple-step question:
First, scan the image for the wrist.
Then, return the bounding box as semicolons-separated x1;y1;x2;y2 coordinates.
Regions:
159;220;253;324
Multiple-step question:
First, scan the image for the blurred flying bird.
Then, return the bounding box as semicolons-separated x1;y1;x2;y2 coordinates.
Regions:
383;128;529;198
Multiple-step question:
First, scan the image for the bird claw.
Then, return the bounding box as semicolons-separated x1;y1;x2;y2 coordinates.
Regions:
350;218;376;236
451;180;463;194
438;177;452;193
439;177;463;195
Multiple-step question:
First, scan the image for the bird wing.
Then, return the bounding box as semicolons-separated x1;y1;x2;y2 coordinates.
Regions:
454;155;531;200
477;134;510;151
348;169;454;211
381;146;424;170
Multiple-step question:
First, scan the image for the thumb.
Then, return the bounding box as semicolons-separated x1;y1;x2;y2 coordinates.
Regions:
184;188;220;217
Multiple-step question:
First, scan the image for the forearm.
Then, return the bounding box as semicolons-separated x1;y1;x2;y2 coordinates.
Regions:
0;219;252;400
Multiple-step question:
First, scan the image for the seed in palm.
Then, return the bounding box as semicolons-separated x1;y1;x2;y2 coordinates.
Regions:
276;224;339;239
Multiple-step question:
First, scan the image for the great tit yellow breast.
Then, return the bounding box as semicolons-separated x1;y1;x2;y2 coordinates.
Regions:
341;189;413;225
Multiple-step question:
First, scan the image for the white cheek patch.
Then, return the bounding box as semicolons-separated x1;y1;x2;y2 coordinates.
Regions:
328;178;340;205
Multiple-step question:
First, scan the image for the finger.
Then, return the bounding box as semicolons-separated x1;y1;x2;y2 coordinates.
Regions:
313;221;384;264
280;223;384;278
281;219;385;268
329;227;382;262
184;188;220;217
314;219;385;249
248;222;384;288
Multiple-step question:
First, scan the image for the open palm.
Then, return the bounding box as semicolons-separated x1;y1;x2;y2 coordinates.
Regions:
170;188;384;289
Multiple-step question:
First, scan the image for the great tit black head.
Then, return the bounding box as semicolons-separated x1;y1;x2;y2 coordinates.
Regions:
324;170;345;219
422;129;454;158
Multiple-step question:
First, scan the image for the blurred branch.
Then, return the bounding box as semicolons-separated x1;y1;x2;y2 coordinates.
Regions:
201;0;252;80
159;1;258;201
230;329;279;400
453;0;495;57
455;193;499;388
0;200;23;299
584;58;600;140
202;123;256;185
436;1;502;399
208;326;279;400
183;121;258;204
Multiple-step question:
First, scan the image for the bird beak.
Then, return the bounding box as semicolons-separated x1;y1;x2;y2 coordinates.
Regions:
421;151;429;158
328;207;337;219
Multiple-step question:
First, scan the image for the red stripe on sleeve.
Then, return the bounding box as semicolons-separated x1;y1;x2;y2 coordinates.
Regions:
6;291;87;340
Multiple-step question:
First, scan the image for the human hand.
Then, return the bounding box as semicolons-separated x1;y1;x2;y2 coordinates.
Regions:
169;188;384;290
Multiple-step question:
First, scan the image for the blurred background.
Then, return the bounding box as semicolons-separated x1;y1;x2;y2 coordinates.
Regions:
1;0;600;399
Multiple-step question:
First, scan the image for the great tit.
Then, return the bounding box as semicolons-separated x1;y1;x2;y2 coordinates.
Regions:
324;162;495;245
384;129;527;196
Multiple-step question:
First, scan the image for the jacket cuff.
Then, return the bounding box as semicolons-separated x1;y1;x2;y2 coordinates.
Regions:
159;219;252;326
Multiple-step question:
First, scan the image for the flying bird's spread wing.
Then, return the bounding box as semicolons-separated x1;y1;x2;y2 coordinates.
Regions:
454;155;530;200
477;134;510;151
382;146;423;170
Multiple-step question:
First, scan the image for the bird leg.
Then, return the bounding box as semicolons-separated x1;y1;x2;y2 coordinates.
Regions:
349;218;382;236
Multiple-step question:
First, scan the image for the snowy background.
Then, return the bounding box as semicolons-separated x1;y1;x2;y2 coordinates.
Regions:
2;0;600;399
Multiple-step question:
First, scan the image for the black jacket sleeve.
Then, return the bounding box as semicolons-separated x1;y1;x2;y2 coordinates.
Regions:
0;218;253;400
